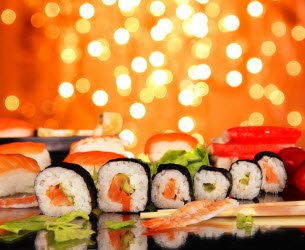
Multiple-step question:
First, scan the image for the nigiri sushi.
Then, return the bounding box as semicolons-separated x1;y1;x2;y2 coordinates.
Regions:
64;151;125;176
0;117;35;138
0;154;40;208
69;136;126;155
0;142;51;170
144;133;198;162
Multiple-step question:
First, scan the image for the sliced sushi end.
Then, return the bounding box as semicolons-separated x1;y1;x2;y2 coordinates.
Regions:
46;184;74;206
0;194;38;208
108;174;134;212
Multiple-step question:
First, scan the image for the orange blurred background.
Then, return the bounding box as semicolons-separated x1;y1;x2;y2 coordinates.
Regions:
0;0;305;155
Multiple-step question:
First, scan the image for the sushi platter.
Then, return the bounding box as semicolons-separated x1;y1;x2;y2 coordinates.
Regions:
1;119;305;249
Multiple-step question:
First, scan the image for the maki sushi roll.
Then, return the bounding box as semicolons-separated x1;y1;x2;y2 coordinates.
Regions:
97;158;150;212
193;166;232;201
230;160;262;200
153;230;188;249
151;164;193;209
34;162;97;217
254;151;287;194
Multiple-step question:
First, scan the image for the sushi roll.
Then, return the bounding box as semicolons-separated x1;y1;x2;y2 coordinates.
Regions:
0;142;51;170
0;154;40;208
64;151;125;176
70;136;126;155
153;230;188;249
254;151;287;194
34;162;97;217
230;160;262;200
97;213;147;250
144;133;198;162
97;158;150;212
151;164;193;209
193;165;232;201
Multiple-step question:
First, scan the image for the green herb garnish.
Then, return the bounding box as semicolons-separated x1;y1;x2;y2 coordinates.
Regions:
203;183;216;192
236;213;255;236
239;173;250;185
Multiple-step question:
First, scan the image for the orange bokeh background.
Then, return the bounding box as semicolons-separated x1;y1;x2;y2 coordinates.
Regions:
1;0;305;155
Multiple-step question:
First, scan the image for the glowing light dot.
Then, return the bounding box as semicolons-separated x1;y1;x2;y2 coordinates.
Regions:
192;133;204;144
5;95;19;111
269;90;285;105
226;43;242;59
114;28;130;45
149;51;165;67
45;2;60;18
87;41;103;57
247;1;264;17
130;103;146;119
75;19;91;34
102;0;117;6
176;4;193;20
125;17;140;32
291;25;305;41
226;71;243;87
272;21;286;37
191;13;208;38
286;60;302;76
118;0;141;12
264;84;278;99
140;88;154;103
249;84;264;99
31;13;46;28
151;70;168;86
154;86;167;99
197;0;209;3
247;57;263;74
75;78;91;93
116;74;132;90
191;40;211;59
261;41;276;56
131;57;147;73
179;89;194;106
79;3;95;19
223;15;240;31
61;48;77;63
249;112;264;125
21;102;36;118
92;90;108;106
205;2;220;18
150;1;166;17
1;9;16;25
119;129;135;145
114;65;129;77
58;82;74;98
195;82;209;96
178;116;195;132
287;111;302;127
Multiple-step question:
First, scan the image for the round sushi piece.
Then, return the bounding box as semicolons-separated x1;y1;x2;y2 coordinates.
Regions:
151;164;193;209
153;230;188;249
254;151;287;194
230;160;262;200
193;165;232;201
97;158;150;212
34;162;97;217
97;213;147;250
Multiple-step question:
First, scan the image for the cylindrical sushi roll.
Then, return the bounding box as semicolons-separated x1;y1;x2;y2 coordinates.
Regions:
64;151;125;176
69;136;126;155
193;165;232;201
97;213;147;250
254;151;287;194
153;230;188;249
0;117;35;138
0;142;51;170
34;162;97;217
144;133;198;162
0;154;40;208
230;160;262;200
97;158;150;212
151;164;193;209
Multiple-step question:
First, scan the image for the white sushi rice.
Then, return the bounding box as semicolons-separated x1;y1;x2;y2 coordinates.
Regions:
24;149;51;170
35;167;92;217
153;231;188;249
0;169;37;197
194;170;230;201
151;170;191;209
97;161;149;212
257;156;287;193
230;161;262;200
149;141;193;162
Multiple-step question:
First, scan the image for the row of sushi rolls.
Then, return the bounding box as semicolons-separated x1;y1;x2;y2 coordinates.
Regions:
0;115;305;249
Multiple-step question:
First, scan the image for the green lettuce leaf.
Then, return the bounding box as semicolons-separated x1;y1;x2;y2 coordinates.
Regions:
104;220;136;230
55;211;89;223
53;227;95;242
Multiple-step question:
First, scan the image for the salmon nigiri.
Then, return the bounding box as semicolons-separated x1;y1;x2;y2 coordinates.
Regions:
141;199;238;231
0;154;40;208
144;133;199;162
64;151;125;176
0;117;35;138
0;142;51;170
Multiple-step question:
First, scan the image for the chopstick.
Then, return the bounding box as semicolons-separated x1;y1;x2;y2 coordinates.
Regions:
140;200;305;219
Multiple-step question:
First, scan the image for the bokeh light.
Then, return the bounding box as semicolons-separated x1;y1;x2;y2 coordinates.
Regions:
92;90;108;106
226;71;243;87
247;57;263;74
272;21;286;37
150;1;166;17
76;19;91;33
130;103;146;119
61;48;77;63
75;78;91;93
261;41;276;56
178;116;195;132
1;9;16;25
5;95;19;111
249;112;264;125
119;129;135;145
116;74;132;89
247;1;264;17
45;2;60;18
149;51;165;67
287;111;302;126
87;41;103;57
131;57;147;73
249;84;264;99
79;3;95;19
291;25;305;41
58;82;74;98
226;43;242;59
286;60;301;76
114;28;130;45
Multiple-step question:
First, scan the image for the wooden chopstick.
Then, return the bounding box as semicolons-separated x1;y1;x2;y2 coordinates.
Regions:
140;200;305;219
